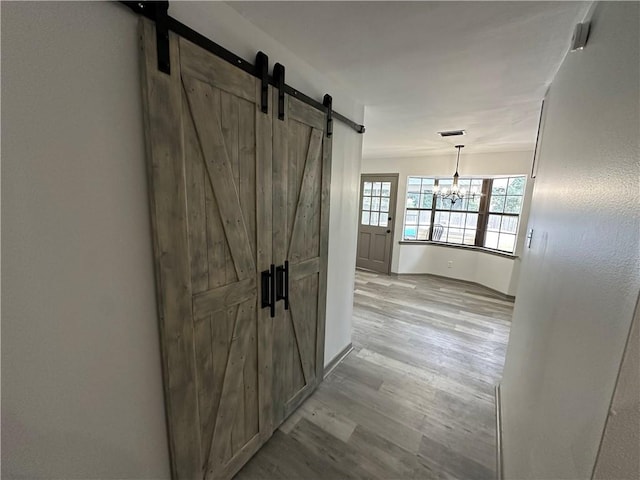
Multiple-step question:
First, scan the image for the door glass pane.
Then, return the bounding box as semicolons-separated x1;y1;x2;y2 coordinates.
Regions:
372;182;382;196
361;211;370;225
498;233;516;252
363;182;372;195
380;197;390;212
370;212;380;226
371;197;381;211
362;196;371;210
381;182;391;197
379;216;388;227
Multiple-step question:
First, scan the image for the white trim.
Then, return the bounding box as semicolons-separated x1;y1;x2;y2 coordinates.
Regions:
323;343;354;379
495;384;504;480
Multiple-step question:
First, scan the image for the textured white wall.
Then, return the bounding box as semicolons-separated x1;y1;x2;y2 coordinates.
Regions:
2;1;363;478
362;150;533;295
501;2;640;478
593;298;640;479
2;3;171;478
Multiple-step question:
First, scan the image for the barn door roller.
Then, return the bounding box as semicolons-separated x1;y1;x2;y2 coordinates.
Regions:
120;0;365;134
274;63;286;121
256;51;269;114
323;94;333;137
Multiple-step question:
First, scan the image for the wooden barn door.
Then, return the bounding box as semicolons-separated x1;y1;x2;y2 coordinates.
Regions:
272;93;331;426
140;21;273;480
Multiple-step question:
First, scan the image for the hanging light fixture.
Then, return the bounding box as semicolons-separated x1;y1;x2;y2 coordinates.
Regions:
433;144;479;205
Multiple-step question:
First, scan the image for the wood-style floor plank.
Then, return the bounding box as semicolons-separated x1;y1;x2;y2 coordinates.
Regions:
235;270;512;479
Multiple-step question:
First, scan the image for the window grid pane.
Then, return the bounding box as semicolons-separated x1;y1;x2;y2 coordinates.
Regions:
485;176;526;253
403;175;525;253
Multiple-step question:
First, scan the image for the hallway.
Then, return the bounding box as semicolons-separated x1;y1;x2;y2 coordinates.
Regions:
236;270;512;479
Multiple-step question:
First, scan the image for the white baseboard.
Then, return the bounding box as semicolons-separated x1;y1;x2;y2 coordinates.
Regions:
495;384;504;480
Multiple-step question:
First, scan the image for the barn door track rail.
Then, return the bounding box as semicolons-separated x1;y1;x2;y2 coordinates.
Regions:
120;1;365;135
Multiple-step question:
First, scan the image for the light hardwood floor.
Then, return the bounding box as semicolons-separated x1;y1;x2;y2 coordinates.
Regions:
235;270;513;479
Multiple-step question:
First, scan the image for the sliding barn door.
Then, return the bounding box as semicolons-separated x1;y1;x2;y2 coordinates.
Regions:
140;20;273;480
272;93;332;425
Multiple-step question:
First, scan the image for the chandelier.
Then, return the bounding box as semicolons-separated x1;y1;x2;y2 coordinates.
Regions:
433;145;478;205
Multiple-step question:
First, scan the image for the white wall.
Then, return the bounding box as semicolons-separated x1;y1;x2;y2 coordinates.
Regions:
1;1;363;478
500;2;640;478
593;297;639;480
397;244;518;296
362;150;533;295
2;3;170;478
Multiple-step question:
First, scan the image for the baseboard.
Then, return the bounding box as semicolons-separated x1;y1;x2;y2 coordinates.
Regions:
422;272;516;301
323;343;353;379
495;384;504;480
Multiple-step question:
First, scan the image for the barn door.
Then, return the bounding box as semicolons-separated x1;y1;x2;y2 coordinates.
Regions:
140;20;273;480
272;93;331;426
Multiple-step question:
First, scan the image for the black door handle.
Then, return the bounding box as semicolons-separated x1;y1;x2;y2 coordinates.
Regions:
386;229;391;233
261;264;276;318
276;260;289;310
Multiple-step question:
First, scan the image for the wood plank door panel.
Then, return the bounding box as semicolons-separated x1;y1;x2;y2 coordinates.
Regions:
140;20;272;480
356;174;398;274
272;94;331;426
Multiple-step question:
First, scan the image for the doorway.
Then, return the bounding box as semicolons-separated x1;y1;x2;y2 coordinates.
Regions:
356;174;398;274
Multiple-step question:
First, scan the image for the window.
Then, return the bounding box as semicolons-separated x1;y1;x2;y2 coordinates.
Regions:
403;175;526;253
361;180;392;227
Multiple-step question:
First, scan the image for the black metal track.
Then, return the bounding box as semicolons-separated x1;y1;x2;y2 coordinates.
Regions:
120;1;365;134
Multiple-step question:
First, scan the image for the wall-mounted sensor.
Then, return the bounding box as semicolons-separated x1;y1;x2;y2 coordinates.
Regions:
570;22;590;51
438;130;466;138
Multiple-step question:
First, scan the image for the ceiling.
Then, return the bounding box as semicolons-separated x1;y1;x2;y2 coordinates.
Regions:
228;1;592;158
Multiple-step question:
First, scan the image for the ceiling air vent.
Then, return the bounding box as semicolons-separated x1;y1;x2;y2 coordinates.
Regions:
438;130;466;137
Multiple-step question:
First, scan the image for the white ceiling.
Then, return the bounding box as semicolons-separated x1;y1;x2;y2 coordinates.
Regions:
228;1;592;158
